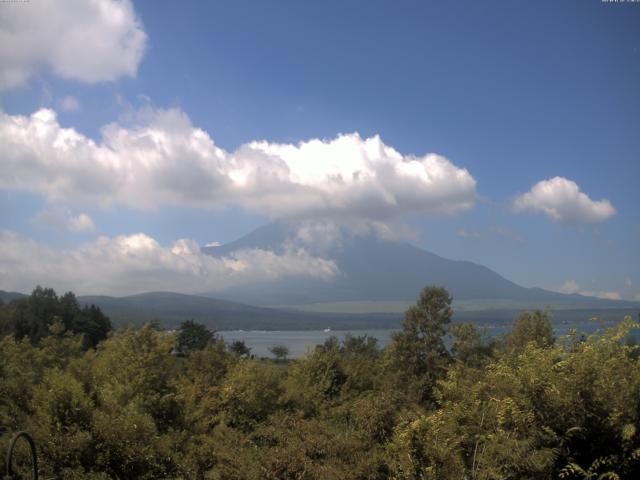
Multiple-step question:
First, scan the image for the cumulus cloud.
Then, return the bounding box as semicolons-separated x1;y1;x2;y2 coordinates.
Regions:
287;218;418;255
31;207;95;233
0;0;146;89
0;230;338;296
513;177;616;224
557;280;621;300
0;107;477;220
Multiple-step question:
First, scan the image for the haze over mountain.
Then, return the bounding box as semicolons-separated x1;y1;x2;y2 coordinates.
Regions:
202;221;634;309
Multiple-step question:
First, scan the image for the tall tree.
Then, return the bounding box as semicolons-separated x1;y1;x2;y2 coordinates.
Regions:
387;286;453;403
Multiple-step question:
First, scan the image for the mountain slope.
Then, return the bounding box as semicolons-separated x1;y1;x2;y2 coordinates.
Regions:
77;291;401;330
202;222;631;307
0;290;27;302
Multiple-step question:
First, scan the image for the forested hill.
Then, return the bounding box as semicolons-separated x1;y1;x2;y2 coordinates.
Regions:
74;291;401;330
2;289;638;331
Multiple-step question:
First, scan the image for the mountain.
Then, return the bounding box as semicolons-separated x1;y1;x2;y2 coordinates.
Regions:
84;291;634;332
2;288;401;330
76;291;401;330
202;221;636;309
0;290;27;303
2;222;636;331
2;288;635;332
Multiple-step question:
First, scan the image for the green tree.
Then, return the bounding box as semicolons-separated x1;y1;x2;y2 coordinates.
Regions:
387;316;640;480
503;310;554;351
1;287;110;348
229;339;251;357
219;361;284;431
386;285;453;403
269;344;289;362
449;322;494;368
176;320;214;355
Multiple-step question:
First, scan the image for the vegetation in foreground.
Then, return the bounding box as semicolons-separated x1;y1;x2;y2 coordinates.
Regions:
0;286;639;479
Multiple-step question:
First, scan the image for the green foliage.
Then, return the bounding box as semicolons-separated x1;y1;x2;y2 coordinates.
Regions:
449;322;494;368
228;339;251;357
269;344;289;361
386;286;453;403
175;319;214;355
387;315;640;480
2;286;639;479
0;286;111;348
219;360;285;431
503;309;555;350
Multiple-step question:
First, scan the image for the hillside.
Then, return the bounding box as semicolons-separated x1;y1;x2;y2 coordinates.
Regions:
76;291;401;330
0;290;26;303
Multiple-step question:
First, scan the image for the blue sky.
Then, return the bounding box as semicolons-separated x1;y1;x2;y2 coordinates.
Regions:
0;0;638;298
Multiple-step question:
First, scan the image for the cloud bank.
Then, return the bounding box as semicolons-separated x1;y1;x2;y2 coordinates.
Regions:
0;230;338;296
0;0;146;89
0;107;477;220
513;177;616;224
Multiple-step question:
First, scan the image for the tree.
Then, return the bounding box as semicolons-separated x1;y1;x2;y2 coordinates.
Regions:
229;339;251;357
219;361;285;431
341;333;379;358
387;286;453;403
2;287;111;348
503;310;554;351
269;344;289;362
449;322;494;368
176;320;214;355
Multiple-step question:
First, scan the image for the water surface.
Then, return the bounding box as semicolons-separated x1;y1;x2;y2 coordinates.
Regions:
219;318;622;358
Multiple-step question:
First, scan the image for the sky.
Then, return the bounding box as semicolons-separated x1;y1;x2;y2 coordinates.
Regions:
0;0;639;299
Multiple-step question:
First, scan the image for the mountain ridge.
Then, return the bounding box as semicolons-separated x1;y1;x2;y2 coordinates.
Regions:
202;221;630;307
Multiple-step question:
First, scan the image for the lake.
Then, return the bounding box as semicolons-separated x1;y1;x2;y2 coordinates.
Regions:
219;318;626;358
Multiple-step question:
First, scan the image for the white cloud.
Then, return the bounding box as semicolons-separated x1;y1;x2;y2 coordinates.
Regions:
513;177;616;224
0;230;338;296
592;291;622;301
0;107;478;220
288;218;417;254
30;207;95;233
59;95;81;112
557;280;580;294
68;213;95;232
0;0;146;90
556;280;621;300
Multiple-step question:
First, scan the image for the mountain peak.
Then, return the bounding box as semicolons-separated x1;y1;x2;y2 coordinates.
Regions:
200;220;617;307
